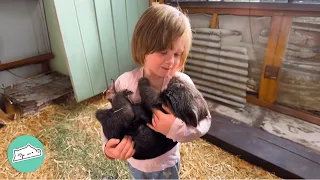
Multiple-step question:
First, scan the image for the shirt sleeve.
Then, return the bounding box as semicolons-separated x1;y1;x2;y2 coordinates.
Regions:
166;112;211;143
165;73;212;143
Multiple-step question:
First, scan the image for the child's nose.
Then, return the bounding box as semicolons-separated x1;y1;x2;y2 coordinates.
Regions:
165;54;175;65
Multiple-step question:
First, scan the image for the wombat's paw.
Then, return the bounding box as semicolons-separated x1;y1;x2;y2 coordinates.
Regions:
138;77;150;87
123;89;133;97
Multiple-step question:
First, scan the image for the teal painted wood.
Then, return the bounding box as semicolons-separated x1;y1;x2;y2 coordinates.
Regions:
74;0;107;96
111;0;132;75
95;0;120;86
125;0;139;69
137;0;149;18
53;0;149;101
54;0;93;102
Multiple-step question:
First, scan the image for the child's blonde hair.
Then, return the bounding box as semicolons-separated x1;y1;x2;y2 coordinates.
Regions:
131;4;192;72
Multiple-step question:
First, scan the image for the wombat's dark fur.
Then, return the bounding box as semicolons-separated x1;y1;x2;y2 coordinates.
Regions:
95;76;209;160
138;76;209;127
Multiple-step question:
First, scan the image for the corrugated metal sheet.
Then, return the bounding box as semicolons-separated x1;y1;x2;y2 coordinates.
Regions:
276;17;320;113
185;28;249;108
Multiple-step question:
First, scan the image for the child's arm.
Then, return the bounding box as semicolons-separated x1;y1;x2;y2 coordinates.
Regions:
166;112;211;143
100;73;135;160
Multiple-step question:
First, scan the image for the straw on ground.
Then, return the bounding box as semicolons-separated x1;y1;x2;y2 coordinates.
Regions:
0;95;280;179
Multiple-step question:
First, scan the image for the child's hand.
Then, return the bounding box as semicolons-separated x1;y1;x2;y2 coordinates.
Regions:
147;105;175;136
104;136;135;160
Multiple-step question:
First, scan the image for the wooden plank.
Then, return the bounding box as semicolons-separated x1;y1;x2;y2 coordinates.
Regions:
54;0;93;102
111;0;132;75
266;16;293;103
74;0;107;96
180;7;320;17
247;96;320;126
4;72;73;116
210;13;218;28
175;2;320;12
95;0;120;85
126;0;140;69
259;16;282;102
202;112;320;179
0;53;53;71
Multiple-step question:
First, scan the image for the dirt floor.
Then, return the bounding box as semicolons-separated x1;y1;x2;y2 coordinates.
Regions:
0;95;280;179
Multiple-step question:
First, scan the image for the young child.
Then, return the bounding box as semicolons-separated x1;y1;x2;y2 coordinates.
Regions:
101;4;212;179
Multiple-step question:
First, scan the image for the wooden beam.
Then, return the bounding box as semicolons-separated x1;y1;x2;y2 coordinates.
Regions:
179;7;320;17
266;16;293;103
259;16;282;102
246;96;320;126
202;112;320;179
173;2;320;12
0;53;54;71
210;13;218;28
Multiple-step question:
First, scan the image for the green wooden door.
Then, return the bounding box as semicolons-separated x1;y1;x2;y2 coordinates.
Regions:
53;0;149;102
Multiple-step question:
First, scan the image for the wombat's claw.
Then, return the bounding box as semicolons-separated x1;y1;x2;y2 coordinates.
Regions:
123;89;133;96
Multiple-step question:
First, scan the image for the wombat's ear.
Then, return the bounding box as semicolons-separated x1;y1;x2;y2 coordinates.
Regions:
110;79;115;91
186;107;199;127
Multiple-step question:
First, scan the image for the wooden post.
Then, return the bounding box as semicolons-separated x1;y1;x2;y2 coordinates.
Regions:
259;15;293;104
149;0;163;6
258;16;282;102
42;61;50;73
266;16;293;103
210;13;218;28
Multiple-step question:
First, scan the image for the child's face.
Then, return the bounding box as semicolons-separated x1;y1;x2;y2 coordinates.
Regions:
144;37;185;78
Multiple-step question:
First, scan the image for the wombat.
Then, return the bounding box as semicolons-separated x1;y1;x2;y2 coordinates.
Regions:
95;76;209;160
138;76;209;127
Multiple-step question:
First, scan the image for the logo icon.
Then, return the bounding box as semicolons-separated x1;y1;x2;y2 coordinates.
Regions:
8;135;45;172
